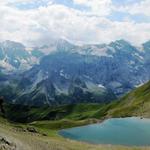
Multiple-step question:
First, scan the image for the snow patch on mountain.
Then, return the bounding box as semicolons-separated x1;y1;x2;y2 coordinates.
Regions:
0;60;15;71
98;84;106;89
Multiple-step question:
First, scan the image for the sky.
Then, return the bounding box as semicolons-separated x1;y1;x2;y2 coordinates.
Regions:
0;0;150;46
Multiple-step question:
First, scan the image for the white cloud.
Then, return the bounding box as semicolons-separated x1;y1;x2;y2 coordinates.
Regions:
0;0;32;5
119;0;150;17
0;3;41;45
8;0;33;2
0;0;150;46
73;0;113;16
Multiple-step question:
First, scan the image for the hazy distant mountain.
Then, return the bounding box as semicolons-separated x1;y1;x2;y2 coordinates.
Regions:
0;40;44;73
0;39;150;106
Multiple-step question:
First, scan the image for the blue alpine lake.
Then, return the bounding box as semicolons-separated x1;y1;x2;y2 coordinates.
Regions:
59;117;150;146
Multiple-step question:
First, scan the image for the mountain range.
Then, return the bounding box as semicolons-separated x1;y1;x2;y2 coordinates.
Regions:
0;39;150;106
3;78;150;123
0;40;44;73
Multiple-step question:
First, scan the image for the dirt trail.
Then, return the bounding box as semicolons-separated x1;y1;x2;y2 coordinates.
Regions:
0;125;57;150
0;127;30;150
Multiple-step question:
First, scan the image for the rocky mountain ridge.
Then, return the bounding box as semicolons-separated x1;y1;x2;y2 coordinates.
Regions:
0;39;150;106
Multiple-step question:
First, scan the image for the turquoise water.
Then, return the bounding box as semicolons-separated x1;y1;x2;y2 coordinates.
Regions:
59;117;150;146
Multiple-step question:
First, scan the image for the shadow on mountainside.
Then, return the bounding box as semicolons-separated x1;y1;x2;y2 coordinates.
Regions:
0;96;5;115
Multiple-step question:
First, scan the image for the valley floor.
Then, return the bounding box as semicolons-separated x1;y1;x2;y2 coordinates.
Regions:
0;119;150;150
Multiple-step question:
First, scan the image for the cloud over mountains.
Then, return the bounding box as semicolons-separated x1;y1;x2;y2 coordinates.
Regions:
0;0;150;46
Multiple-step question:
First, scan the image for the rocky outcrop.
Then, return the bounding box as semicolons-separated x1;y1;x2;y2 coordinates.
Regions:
0;136;16;150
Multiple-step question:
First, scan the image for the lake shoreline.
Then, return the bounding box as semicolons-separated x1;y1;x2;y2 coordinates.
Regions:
59;117;150;147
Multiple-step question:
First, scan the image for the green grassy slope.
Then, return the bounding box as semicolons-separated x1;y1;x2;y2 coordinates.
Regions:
2;80;150;131
4;103;102;123
97;80;150;118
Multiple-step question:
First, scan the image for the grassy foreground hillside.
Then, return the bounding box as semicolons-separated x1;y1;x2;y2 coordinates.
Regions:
0;116;150;150
1;81;150;150
103;80;150;118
